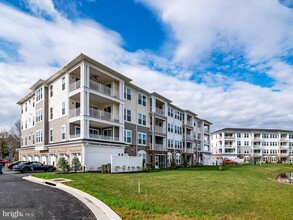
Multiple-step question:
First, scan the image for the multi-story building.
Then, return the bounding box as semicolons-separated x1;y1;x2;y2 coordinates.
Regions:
17;53;212;170
211;128;293;163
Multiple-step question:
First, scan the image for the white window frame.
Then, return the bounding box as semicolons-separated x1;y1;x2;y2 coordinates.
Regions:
138;132;147;145
124;130;132;144
61;125;66;140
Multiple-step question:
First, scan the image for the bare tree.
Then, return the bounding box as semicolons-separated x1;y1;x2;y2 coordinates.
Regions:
10;119;21;143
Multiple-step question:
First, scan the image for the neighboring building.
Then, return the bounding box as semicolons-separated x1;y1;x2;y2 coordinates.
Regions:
17;53;212;170
211;128;293;163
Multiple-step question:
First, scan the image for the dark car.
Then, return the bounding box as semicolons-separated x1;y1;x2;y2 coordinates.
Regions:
0;159;10;166
13;161;56;173
7;161;27;170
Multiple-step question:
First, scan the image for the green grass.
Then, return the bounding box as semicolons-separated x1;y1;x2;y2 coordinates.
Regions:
33;164;293;220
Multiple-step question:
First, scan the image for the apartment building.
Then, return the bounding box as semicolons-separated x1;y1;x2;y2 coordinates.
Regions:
211;128;293;163
17;53;212;170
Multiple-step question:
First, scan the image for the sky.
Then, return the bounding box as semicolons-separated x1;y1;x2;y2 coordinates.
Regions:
0;0;293;132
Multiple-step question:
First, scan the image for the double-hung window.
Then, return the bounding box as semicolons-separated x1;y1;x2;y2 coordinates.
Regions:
138;132;147;145
124;130;132;143
124;109;131;122
138;113;146;126
138;93;146;106
124;87;131;100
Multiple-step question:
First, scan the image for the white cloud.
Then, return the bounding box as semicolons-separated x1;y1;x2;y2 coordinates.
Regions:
0;0;293;133
141;0;293;65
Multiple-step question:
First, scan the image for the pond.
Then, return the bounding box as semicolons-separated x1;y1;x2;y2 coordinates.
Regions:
276;172;293;184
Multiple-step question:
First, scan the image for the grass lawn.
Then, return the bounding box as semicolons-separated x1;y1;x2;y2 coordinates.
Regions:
34;164;293;220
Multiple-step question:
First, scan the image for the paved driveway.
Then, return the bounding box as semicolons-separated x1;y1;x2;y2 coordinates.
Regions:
0;169;96;220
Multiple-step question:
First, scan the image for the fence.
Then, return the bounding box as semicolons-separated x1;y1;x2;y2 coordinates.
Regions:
111;155;143;173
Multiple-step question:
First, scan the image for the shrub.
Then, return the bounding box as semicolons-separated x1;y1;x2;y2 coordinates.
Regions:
57;157;70;173
170;159;177;169
71;156;81;173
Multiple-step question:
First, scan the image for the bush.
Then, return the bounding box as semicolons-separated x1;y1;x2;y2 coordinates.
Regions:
71;156;81;173
183;159;188;167
57;157;70;173
170;159;177;169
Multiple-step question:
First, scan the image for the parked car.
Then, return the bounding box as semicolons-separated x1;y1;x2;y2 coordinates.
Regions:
0;159;10;166
13;161;56;173
6;161;27;170
223;159;237;165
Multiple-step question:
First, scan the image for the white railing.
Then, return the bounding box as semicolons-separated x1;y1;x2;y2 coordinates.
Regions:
89;108;119;122
187;121;193;126
69;80;81;92
154;144;166;151
224;145;235;148
155;125;166;133
224;135;235;139
185;135;193;141
69;108;80;118
89;133;119;142
89;80;120;99
204;128;209;133
155;108;165;116
185;148;193;153
69;133;80;139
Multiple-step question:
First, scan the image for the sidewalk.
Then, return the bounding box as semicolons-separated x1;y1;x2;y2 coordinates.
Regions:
23;175;122;220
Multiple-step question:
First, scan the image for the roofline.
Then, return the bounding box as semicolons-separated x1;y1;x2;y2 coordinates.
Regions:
17;90;35;105
150;92;172;103
125;82;151;96
183;109;197;117
212;127;293;134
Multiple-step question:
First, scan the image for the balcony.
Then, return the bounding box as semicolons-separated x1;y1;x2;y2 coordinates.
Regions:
253;145;261;149
185;148;193;153
69;133;81;139
155;108;165;116
224;135;235;140
69;80;81;92
89;80;119;99
70;108;80;118
154;144;166;151
224;145;235;148
203;128;209;133
185;134;193;141
89;133;120;142
186;120;193;127
154;125;166;134
89;108;119;123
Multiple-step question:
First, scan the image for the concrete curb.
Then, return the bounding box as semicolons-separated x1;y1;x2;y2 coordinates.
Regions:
23;176;121;220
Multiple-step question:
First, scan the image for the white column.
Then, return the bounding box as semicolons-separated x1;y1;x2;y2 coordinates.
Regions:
151;97;156;112
119;81;124;100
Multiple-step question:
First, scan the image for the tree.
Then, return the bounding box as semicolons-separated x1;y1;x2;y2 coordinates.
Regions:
57;157;70;173
0;130;14;159
71;156;81;172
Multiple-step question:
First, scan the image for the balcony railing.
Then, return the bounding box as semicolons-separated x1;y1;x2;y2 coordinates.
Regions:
154;125;166;133
204;128;209;133
89;108;119;123
69;133;81;139
224;135;235;139
89;133;120;142
185;134;193;141
154;144;166;151
185;148;193;153
70;108;80;118
187;120;193;126
89;80;119;99
224;145;235;148
69;80;81;92
155;108;165;116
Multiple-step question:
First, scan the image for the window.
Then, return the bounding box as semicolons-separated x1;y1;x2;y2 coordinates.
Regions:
103;129;112;137
61;125;66;140
36;109;43;123
138;93;146;106
244;133;249;138
176;153;181;165
50;129;53;142
168;107;173;117
50;107;53;120
36;87;43;102
262;133;269;138
32;133;34;144
33;98;35;107
244;141;249;146
124;130;132;143
124;87;131;100
62;77;65;90
289;134;293;139
124;109;131;122
138;113;146;126
62;101;66;115
50;85;53;97
237;141;241;146
237;133;241;138
25;103;27;112
138;132;147;145
25;136;27;145
28;135;31;141
36;130;43;143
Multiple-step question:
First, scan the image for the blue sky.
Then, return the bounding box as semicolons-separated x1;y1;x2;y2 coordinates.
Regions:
0;0;293;131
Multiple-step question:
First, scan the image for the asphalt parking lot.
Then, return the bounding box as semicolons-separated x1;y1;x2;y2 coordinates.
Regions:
0;168;96;220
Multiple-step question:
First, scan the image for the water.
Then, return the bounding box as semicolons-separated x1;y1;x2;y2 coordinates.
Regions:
276;172;293;184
